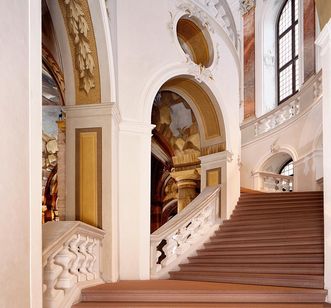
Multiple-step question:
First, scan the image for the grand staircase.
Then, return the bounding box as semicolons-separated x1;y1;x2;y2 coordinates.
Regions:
74;191;328;307
170;191;324;288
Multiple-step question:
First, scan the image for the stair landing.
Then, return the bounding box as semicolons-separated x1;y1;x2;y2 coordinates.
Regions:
73;280;328;307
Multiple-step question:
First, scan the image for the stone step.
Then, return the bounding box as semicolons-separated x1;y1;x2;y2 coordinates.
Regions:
74;280;327;305
169;272;324;289
178;263;323;275
237;199;323;207
188;254;324;264
208;234;323;244
218;220;323;232
231;206;323;216
223;216;323;226
204;238;323;249
196;244;323;256
213;226;322;238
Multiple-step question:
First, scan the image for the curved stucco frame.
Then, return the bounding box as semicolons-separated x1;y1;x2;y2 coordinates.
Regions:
253;144;299;174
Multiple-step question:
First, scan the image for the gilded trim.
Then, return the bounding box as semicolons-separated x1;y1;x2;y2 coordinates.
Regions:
59;0;101;104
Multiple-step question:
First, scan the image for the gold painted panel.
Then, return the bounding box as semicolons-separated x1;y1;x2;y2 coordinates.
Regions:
207;168;221;186
58;0;101;104
76;128;102;227
316;0;331;29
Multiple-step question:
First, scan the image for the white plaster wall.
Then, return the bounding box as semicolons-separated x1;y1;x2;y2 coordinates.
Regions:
115;0;241;278
0;0;42;307
241;99;323;191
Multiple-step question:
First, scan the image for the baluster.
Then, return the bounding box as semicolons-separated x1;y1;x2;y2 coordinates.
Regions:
54;239;76;293
43;252;64;308
68;234;83;282
78;236;89;280
75;236;88;282
85;237;95;280
150;241;162;274
175;226;191;254
161;235;178;267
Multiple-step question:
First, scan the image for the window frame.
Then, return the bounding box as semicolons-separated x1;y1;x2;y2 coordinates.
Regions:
279;159;294;176
276;0;299;105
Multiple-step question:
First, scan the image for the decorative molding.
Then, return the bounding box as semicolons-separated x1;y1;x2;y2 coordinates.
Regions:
240;0;256;15
168;0;238;50
42;45;65;100
62;0;96;94
186;58;214;83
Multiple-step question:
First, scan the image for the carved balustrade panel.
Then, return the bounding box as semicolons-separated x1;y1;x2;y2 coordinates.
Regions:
150;185;221;278
42;222;105;308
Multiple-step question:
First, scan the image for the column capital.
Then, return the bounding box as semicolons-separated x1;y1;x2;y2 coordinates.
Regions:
240;0;256;15
119;120;155;136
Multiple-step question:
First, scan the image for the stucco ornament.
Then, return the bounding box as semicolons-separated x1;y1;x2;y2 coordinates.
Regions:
63;0;95;94
186;56;214;83
240;0;256;15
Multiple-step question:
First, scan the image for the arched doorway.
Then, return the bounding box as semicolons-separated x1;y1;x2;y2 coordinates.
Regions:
150;76;227;232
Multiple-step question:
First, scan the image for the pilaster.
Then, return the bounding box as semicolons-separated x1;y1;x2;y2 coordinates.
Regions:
316;19;331;302
118;120;155;280
64;102;120;282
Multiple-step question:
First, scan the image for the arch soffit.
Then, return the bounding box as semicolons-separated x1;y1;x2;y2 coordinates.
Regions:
140;63;234;152
161;77;225;148
254;144;299;173
46;0;105;105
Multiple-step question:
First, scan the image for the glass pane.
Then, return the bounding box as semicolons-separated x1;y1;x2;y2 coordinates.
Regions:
279;0;292;35
281;161;294;176
295;24;298;56
279;31;292;67
279;64;293;101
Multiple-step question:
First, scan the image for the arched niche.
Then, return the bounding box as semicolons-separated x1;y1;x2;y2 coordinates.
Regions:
261;152;293;174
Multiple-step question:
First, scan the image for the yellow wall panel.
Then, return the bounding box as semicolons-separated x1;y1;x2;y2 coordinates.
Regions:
76;128;102;227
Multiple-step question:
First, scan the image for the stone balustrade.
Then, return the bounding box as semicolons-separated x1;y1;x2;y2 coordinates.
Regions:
254;171;293;192
150;185;221;279
42;221;105;308
241;71;323;144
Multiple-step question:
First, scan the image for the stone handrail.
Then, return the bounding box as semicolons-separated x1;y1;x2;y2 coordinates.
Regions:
241;71;322;144
42;221;105;308
150;185;221;279
254;171;293;192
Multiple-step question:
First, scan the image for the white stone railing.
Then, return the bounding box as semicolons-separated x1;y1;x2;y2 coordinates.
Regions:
254;171;293;192
241;71;322;144
150;185;221;279
42;221;105;308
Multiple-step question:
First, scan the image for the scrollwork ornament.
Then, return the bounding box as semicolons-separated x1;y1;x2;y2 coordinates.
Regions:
63;0;95;94
240;0;256;15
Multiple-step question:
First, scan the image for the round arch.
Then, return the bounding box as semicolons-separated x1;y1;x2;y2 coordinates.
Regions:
253;144;299;174
140;63;234;153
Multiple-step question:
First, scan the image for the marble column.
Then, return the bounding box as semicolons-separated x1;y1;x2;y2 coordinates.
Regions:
242;0;256;120
303;0;316;81
171;169;200;212
316;19;331;302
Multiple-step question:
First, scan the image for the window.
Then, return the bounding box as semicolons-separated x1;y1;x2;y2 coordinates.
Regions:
280;160;294;176
277;0;299;104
